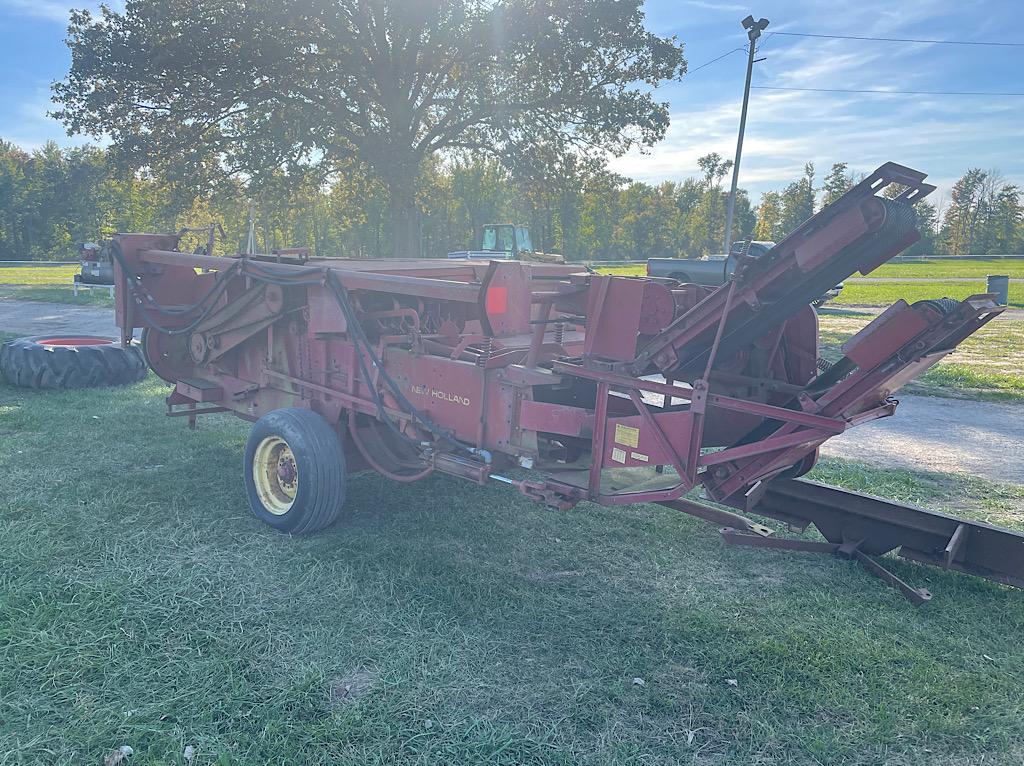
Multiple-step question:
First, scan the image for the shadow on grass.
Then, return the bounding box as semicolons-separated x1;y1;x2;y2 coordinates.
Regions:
1;378;1022;765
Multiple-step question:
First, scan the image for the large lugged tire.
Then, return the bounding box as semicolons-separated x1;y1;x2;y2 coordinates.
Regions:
243;408;347;534
0;335;147;389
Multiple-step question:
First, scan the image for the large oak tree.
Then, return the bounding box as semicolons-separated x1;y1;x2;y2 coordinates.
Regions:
55;0;685;255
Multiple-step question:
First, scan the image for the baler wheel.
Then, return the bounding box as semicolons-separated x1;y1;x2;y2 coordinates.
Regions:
0;335;146;389
243;408;346;534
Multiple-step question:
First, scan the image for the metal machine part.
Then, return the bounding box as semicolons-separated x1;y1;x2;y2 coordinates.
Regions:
109;163;1018;604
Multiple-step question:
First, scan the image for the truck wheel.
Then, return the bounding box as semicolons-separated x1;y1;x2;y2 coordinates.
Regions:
0;335;146;389
243;408;346;534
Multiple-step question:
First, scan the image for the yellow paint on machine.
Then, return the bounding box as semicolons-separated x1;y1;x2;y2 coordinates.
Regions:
614;424;640;448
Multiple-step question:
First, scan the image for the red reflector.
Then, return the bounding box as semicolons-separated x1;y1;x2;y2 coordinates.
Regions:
485;286;508;315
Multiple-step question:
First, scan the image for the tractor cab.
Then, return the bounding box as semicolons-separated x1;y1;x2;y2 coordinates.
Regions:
481;223;532;257
448;223;564;263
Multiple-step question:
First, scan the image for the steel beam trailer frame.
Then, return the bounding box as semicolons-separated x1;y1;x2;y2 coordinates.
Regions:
111;163;1022;605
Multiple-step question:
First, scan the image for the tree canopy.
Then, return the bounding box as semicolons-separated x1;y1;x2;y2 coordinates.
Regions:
1;140;1018;262
54;0;686;254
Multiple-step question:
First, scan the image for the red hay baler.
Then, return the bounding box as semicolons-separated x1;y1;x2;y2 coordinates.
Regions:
112;163;1023;604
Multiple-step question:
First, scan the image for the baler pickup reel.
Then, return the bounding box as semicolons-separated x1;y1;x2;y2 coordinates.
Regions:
110;161;1020;606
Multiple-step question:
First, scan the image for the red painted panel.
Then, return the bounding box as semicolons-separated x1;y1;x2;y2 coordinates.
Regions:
486;286;508;315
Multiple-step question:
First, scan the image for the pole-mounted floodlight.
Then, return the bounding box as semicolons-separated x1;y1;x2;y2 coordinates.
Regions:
723;14;769;254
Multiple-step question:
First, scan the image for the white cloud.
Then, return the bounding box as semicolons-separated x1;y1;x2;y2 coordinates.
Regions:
1;0;73;23
0;0;116;23
611;0;1022;201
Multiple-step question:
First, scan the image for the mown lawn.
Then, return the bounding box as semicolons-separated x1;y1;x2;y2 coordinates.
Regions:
0;284;114;307
0;264;113;306
819;311;1024;403
868;258;1024;280
1;375;1022;765
833;280;1023;308
595;258;1024;282
0;264;80;285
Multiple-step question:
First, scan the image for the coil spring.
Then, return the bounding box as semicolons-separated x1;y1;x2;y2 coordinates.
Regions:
477;336;493;367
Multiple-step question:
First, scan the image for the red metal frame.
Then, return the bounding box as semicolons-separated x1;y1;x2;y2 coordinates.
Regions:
109;162;1024;601
113;162;1002;512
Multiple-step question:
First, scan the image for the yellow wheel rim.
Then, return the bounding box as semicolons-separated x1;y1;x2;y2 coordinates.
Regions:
253;435;299;515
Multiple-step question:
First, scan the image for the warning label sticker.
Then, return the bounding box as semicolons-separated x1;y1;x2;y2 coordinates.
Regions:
614;424;640;448
611;447;627;464
630;452;649;462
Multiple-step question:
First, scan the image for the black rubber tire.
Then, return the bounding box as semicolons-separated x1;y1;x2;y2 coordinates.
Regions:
0;335;147;389
243;408;347;534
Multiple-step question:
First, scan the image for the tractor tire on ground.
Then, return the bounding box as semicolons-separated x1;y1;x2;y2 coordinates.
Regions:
243;408;347;534
0;335;147;390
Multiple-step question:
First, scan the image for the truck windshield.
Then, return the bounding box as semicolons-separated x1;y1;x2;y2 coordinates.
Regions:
482;227;497;251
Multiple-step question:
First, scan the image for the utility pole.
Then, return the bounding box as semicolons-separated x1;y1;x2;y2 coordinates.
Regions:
245;199;256;255
723;14;769;254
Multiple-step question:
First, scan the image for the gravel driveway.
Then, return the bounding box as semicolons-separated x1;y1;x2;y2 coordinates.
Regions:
821;395;1023;484
0;297;121;338
2;299;1021;484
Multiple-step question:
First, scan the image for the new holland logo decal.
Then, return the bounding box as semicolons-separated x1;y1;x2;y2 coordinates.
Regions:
410;383;472;407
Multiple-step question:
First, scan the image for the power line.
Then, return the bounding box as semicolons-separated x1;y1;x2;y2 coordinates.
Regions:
773;31;1024;47
752;85;1024;97
687;47;746;76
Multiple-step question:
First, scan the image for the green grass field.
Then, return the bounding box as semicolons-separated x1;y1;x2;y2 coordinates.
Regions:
1;375;1023;765
0;264;80;285
596;258;1024;281
0;284;114;306
0;265;114;306
869;258;1024;280
832;281;1024;308
818;313;1024;403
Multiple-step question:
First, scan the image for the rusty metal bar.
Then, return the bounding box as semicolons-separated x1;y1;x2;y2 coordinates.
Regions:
750;479;1024;590
660;500;773;537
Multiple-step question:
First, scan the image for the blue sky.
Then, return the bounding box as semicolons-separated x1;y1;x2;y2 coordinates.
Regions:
0;0;1021;205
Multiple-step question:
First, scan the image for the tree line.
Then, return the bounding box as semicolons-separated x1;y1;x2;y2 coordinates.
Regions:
1;139;1020;262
